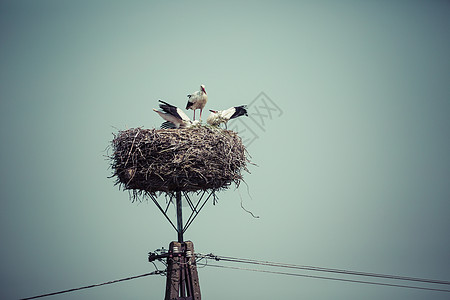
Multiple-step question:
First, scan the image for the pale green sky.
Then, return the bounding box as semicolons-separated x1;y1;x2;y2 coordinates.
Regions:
1;1;449;299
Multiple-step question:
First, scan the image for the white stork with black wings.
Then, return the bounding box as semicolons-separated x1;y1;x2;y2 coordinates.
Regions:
186;84;208;121
206;105;248;128
154;100;197;128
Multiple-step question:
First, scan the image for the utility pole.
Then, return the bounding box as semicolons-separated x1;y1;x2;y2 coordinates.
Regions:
164;241;201;300
148;191;201;300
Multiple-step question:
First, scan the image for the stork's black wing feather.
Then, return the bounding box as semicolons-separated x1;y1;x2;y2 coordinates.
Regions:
158;100;182;120
230;105;248;119
160;121;176;129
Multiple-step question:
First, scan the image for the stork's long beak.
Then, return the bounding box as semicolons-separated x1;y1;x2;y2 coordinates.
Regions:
209;110;217;113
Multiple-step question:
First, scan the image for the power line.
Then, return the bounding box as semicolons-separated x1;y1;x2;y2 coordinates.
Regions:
196;253;450;293
17;253;450;299
197;254;450;286
19;270;164;300
203;263;450;293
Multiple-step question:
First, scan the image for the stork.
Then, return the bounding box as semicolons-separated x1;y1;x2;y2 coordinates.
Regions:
186;84;208;121
206;105;248;128
153;100;198;128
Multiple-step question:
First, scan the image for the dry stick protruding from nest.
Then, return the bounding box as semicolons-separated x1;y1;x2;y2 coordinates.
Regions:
110;126;249;201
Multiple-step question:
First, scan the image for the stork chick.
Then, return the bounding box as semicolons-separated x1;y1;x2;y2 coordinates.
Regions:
207;105;248;128
154;100;197;128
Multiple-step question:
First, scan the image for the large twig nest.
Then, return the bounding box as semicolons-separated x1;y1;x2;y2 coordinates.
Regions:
110;126;249;197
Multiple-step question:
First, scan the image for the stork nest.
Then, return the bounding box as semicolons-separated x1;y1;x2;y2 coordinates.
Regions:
109;126;249;199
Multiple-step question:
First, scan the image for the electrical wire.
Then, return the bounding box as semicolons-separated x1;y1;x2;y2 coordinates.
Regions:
195;253;450;293
19;270;164;300
202;263;450;293
17;252;450;299
196;254;450;286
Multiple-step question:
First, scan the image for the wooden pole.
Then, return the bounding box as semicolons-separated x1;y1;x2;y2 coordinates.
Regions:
163;192;201;299
164;241;201;300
